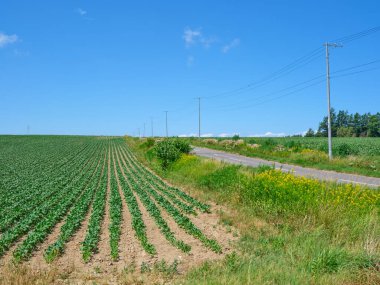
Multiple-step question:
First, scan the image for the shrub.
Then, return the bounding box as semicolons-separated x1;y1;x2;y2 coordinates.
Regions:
248;143;260;149
203;139;218;145
141;138;155;148
261;138;278;150
219;140;235;148
232;134;240;141
335;143;359;157
154;140;181;169
153;139;192;169
284;140;303;152
171;139;192;154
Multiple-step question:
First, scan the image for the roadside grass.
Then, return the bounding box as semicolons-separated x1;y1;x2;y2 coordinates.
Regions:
127;137;380;284
191;138;380;178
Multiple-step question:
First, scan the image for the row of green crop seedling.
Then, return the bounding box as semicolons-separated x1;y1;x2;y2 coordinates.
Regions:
0;142;105;260
117;146;222;254
109;147;123;261
44;149;107;263
0;144;98;233
121;145;211;213
81;148;110;262
114;150;156;255
0;140;92;214
119;147;197;215
12;144;107;262
116;147;191;253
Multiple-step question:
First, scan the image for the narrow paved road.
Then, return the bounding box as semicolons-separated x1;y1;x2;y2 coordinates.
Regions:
192;147;380;189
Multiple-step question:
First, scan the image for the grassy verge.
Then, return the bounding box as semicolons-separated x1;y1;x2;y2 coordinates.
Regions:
190;138;380;178
127;137;380;285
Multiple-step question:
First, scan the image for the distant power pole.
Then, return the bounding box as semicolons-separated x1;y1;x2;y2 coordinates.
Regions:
197;97;201;138
143;123;146;138
324;42;342;160
138;128;141;138
164;111;168;137
151;117;154;137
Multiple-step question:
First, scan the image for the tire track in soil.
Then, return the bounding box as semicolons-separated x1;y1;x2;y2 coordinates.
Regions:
119;146;237;271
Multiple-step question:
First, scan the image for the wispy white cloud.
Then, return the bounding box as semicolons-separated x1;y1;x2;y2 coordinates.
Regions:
183;27;217;48
201;133;214;137
0;32;18;48
178;133;198;137
178;133;214;137
218;133;240;137
76;8;87;16
248;132;287;137
183;28;202;47
222;38;240;53
200;36;217;48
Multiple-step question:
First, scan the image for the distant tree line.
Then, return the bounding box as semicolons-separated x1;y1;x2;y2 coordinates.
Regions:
305;109;380;137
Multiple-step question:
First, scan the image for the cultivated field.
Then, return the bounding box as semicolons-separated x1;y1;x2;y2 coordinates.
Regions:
0;136;232;283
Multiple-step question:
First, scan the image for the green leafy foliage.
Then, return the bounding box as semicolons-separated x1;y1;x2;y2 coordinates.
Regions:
153;139;192;169
0;136;221;264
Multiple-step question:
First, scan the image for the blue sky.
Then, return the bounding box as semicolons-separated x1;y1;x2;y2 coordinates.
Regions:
1;1;379;136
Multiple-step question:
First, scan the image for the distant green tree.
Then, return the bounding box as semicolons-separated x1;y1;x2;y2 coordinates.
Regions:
313;110;380;137
317;109;336;137
304;128;315;137
336;110;350;128
337;126;354;137
367;115;380;137
232;134;240;141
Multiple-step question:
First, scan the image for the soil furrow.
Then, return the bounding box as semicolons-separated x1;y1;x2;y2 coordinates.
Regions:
92;145;112;264
112;149;152;269
51;150;107;271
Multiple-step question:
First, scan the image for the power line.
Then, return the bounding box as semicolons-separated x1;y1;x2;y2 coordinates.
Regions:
219;79;325;112
208;59;380;111
205;47;324;100
332;25;380;44
220;63;380;113
203;25;380;102
149;26;380;136
332;66;380;79
324;43;343;160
